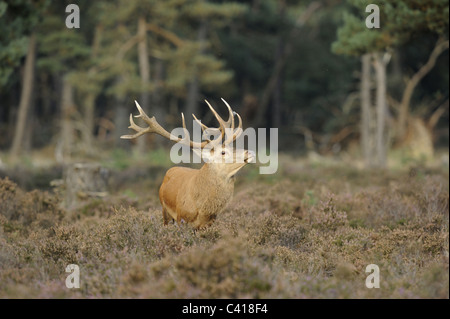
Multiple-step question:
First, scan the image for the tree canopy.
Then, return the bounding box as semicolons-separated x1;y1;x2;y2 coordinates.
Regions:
0;0;448;158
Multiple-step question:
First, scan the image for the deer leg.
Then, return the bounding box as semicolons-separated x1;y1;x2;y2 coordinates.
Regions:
191;212;215;230
162;207;174;225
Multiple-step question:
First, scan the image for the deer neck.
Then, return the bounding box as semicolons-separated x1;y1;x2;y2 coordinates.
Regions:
194;163;235;192
189;163;235;215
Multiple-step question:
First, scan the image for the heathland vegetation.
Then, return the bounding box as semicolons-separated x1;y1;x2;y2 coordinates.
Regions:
0;153;448;298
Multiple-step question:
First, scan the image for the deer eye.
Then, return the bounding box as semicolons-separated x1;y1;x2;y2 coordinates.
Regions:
221;151;226;155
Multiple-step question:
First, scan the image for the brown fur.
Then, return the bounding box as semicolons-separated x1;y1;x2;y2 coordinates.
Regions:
159;152;251;229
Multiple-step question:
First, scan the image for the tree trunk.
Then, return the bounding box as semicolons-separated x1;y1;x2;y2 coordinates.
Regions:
373;53;390;168
81;25;103;151
64;163;109;210
58;74;75;163
83;93;95;151
113;77;129;149
137;16;151;153
360;53;374;167
22;103;34;153
185;21;208;132
397;37;449;140
10;33;36;159
152;58;167;146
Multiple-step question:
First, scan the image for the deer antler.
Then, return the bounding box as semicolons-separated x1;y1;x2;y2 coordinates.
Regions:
121;101;208;148
121;99;242;149
221;98;243;145
191;99;243;147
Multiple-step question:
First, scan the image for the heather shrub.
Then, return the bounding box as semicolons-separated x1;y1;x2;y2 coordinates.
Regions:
0;159;448;298
135;237;281;298
83;207;200;261
248;211;307;248
0;177;63;236
309;196;348;231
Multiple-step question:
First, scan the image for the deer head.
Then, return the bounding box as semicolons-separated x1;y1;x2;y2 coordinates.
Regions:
121;99;254;228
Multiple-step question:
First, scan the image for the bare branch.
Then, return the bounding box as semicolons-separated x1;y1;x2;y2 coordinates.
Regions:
397;37;449;137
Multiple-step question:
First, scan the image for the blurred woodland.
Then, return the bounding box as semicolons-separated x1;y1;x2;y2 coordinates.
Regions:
0;0;448;168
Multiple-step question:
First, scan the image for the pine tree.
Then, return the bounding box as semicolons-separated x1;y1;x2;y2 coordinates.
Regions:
332;0;449;167
1;0;49;158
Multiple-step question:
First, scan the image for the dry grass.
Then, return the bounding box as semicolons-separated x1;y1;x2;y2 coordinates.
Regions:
0;154;448;298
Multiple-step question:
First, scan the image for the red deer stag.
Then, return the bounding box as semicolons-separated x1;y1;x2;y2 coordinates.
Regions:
121;99;254;229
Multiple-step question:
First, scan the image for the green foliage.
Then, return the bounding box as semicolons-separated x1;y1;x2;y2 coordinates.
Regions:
333;0;449;56
37;22;91;73
302;190;318;207
219;0;281;90
0;0;448;153
108;148;132;170
0;0;48;88
146;147;172;167
332;11;389;56
183;1;247;21
0;36;28;88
